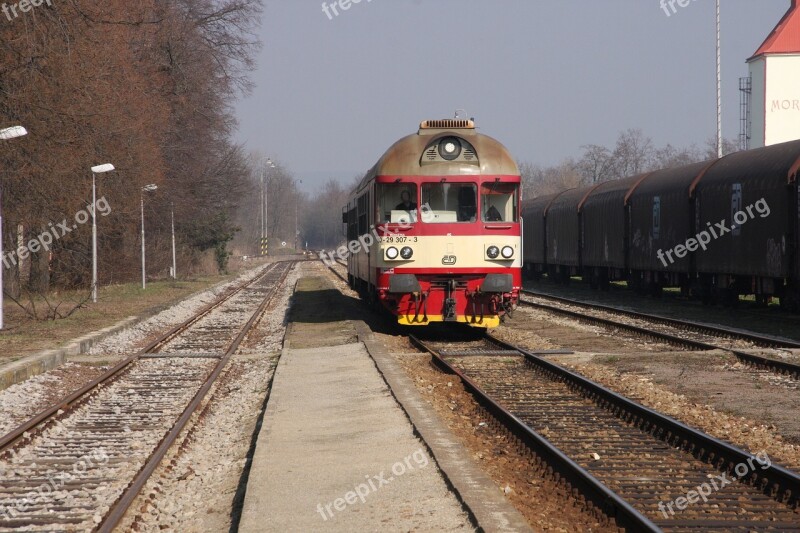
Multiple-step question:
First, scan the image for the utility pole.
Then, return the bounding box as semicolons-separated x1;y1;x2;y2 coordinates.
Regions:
716;0;723;158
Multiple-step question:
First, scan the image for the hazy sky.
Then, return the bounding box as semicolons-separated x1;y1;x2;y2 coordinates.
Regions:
234;1;792;191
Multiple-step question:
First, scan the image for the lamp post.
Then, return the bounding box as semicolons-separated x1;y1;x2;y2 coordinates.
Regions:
261;158;275;256
0;125;28;330
141;184;157;289
89;163;115;303
716;0;723;158
294;179;303;251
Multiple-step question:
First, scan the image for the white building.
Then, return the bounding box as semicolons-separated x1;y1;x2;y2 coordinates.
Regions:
746;0;800;148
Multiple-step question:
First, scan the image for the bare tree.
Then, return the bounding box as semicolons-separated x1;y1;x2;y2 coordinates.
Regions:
577;144;615;184
611;129;655;177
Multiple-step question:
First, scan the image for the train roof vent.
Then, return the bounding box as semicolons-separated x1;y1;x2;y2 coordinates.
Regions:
419;119;475;132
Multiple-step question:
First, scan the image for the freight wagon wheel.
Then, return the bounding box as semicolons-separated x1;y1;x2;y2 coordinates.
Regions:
649;283;663;298
780;291;800;313
754;294;769;308
721;289;740;308
627;274;643;293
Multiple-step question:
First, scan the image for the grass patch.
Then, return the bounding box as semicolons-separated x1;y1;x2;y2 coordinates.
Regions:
0;267;257;363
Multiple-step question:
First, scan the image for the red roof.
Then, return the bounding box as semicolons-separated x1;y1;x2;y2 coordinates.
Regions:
750;0;800;59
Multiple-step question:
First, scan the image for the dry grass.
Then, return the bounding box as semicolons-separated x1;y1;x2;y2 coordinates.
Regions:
0;260;267;364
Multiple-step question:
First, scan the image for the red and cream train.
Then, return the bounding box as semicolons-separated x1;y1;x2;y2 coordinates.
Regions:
342;119;522;328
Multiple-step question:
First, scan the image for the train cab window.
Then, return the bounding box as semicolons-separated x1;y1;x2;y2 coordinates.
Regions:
421;183;478;223
377;183;418;224
481;182;519;223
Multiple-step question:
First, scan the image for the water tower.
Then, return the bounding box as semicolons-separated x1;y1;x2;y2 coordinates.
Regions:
742;0;800;149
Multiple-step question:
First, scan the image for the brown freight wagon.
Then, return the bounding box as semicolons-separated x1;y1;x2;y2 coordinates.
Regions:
545;187;593;282
580;174;650;289
627;161;714;294
521;193;557;279
692;140;800;305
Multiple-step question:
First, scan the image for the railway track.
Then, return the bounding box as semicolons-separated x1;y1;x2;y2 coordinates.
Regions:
411;332;800;532
520;290;800;380
0;261;294;532
327;257;348;284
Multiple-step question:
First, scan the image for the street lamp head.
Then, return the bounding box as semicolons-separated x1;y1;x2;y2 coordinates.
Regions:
142;184;158;193
91;163;115;174
0;126;28;140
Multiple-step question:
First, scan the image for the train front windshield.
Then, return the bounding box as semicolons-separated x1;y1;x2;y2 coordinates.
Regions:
377;184;419;224
481;183;519;223
420;183;478;223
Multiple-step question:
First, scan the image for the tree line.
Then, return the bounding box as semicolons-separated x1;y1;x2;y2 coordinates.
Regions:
520;129;740;199
1;0;262;313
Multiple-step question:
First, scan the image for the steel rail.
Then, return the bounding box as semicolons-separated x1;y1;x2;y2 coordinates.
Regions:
320;256;349;284
0;262;280;453
520;291;800;379
97;261;294;532
522;290;800;349
411;332;800;530
409;334;661;532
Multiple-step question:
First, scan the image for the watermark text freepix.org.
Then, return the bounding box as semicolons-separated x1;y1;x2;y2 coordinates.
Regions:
1;197;112;269
316;448;429;521
660;0;698;17
321;0;374;20
657;198;770;267
2;0;52;22
0;447;109;519
319;202;434;267
658;451;771;518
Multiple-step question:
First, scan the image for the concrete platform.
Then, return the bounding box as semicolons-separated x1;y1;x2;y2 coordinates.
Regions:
238;340;474;532
354;322;533;533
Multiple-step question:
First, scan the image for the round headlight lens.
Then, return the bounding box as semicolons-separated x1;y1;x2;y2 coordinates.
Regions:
486;246;500;259
386;247;399;260
438;137;462;161
400;246;414;260
501;246;515;259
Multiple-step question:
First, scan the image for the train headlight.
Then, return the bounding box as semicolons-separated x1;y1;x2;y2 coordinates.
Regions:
438;137;462;161
486;246;500;259
400;246;414;260
501;246;515;259
385;247;399;260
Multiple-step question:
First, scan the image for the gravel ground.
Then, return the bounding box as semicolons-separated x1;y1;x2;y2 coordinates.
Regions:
323;261;800;528
491;322;800;468
547;353;800;470
0;357;215;532
0;261;299;533
117;261;303;532
524;280;800;342
0;263;277;441
320;262;614;532
86;265;273;356
522;295;767;351
0;363;109;436
502;305;675;353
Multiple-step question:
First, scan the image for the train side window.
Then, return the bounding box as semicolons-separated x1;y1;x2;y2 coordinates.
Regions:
481;182;519;223
357;193;368;235
377;183;418;224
